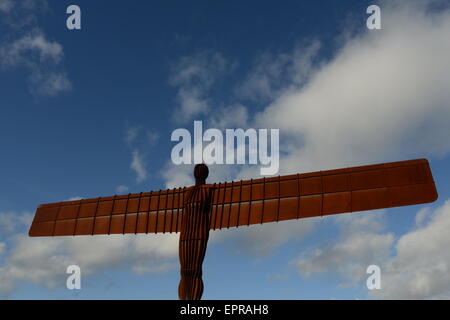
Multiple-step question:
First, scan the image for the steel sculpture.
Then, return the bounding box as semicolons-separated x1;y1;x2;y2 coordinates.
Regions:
29;158;438;300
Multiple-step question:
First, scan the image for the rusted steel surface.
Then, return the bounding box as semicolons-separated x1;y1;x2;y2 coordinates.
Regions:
29;187;190;237
209;158;438;229
29;159;438;237
28;159;438;300
178;164;213;300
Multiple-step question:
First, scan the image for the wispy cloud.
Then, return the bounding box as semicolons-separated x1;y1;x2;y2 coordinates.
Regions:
236;41;320;103
0;211;32;235
210;218;316;257
295;211;393;286
169;51;233;122
65;197;83;201
0;1;71;97
253;0;450;175
294;200;450;299
130;150;147;183
0;212;178;297
146;131;160;146
0;32;63;66
125;126;140;145
0;31;71;96
124;126;159;184
115;185;129;194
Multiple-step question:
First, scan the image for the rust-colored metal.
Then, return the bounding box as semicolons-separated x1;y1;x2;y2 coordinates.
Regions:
178;164;213;300
208;158;438;228
28;158;439;300
29;187;189;237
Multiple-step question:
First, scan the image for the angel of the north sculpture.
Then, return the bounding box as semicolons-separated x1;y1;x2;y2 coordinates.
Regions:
29;158;438;300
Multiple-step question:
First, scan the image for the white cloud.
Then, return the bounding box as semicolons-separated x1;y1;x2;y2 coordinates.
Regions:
65;197;83;201
0;208;180;296
30;71;72;96
295;212;394;286
124;128;159;185
0;31;71;96
165;1;450;181
210;218;316;257
0;32;63;66
0;210;179;297
116;185;129;194
0;213;19;235
130;150;147;183
162;163;194;189
0;212;32;235
414;207;431;227
0;233;179;297
294;200;450;299
175;88;209;120
237;41;320;103
208;104;249;130
252;1;450;174
170;51;228;90
372;200;450;299
169;51;232;122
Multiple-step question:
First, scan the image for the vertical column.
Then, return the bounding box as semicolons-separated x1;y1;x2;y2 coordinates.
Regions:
178;164;213;300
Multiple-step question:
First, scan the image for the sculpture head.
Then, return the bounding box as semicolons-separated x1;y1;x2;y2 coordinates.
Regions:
194;164;209;185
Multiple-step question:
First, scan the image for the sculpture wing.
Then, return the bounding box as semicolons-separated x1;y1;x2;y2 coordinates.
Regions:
29;187;190;237
209;159;438;230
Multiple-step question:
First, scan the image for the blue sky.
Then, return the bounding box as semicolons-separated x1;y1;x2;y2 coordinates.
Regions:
1;0;450;299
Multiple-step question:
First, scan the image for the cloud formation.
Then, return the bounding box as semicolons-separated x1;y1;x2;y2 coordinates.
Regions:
295;211;394;287
254;0;450;174
210;218;316;257
372;200;450;299
124;126;160;184
130;150;148;183
0;212;179;297
2;0;450;298
162;0;450;299
169;51;232;122
0;32;63;65
0;2;71;96
237;41;320;103
294;200;450;299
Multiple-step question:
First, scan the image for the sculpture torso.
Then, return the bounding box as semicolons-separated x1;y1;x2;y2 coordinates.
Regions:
178;184;214;300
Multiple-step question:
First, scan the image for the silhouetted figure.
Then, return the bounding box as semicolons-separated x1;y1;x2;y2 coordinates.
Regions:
178;164;213;300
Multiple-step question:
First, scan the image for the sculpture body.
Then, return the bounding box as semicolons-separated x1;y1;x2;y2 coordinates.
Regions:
179;184;213;300
28;159;439;300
